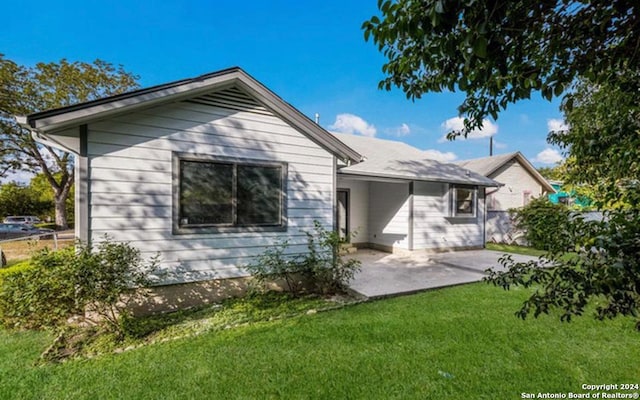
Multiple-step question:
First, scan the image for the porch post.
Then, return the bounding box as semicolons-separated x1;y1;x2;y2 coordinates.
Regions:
76;124;90;243
408;181;414;251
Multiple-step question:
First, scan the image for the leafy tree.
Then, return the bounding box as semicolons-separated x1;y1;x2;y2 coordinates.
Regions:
0;55;139;228
28;173;74;224
362;0;639;135
364;1;640;328
0;182;50;219
536;165;564;182
550;76;640;210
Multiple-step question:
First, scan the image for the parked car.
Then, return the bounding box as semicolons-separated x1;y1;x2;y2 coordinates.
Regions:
0;223;54;240
3;216;42;225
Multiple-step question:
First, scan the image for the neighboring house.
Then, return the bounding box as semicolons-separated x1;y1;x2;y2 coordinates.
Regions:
17;67;499;308
456;152;555;243
456;152;555;211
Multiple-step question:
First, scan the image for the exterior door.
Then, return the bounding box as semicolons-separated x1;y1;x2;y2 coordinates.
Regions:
336;189;349;241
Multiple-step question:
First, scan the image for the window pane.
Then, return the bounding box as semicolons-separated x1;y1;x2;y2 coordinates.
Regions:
180;160;233;225
455;188;474;215
237;165;282;225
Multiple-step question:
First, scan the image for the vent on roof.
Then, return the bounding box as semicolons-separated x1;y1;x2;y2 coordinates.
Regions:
184;86;272;116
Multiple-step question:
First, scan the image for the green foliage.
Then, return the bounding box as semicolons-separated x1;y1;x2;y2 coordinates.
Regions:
362;0;638;136
28;173;74;224
243;239;311;296
244;221;361;296
509;197;573;252
487;73;640;330
0;181;50;219
536;165;564;181
304;221;361;294
0;237;160;334
0;55;138;228
488;208;640;330
0;259;33;278
0;247;78;329
549;76;640;210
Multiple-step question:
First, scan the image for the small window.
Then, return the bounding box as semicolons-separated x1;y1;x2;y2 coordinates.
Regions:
174;154;287;234
523;190;532;206
451;185;477;217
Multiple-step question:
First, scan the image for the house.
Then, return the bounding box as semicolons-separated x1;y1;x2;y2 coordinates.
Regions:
17;67;499;309
332;133;498;252
456;152;555;211
455;152;555;242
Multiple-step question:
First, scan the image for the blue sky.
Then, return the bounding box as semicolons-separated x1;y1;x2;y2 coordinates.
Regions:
2;0;566;168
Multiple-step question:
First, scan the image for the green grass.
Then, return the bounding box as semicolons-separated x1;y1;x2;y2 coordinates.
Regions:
1;283;639;399
486;242;546;257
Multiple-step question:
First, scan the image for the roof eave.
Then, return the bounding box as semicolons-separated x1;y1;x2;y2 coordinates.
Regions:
24;68;363;164
337;169;501;187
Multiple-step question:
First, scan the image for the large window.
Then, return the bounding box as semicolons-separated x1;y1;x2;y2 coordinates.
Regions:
174;154;287;233
451;185;477;217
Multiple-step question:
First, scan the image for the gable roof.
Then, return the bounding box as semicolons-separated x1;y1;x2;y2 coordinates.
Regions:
332;133;500;186
18;67;363;164
455;152;555;193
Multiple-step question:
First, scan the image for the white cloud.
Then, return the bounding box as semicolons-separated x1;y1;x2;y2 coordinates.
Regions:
328;113;376;137
391;123;411;136
533;148;564;164
423;149;458;163
547;118;569;132
440;117;498;142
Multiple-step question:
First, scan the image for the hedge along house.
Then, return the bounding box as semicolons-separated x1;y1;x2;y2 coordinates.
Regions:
17;67;498;310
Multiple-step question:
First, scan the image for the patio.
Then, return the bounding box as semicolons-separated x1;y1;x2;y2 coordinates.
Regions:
348;249;539;298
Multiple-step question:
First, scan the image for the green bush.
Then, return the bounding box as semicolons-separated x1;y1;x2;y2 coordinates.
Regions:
243;240;311;296
304;221;361;294
244;221;361;296
510;197;574;252
0;237;160;334
0;247;78;329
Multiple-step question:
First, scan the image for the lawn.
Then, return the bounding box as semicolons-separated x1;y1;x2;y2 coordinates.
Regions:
1;283;638;399
486;242;546;257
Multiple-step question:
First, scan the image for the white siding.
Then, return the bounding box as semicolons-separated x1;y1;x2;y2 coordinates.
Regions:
368;182;410;250
84;89;335;283
412;182;485;250
488;160;543;210
336;178;369;244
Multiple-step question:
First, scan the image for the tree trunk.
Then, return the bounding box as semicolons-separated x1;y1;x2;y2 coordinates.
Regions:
54;194;68;230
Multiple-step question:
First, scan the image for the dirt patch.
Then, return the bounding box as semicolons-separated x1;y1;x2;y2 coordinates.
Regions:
0;238;74;266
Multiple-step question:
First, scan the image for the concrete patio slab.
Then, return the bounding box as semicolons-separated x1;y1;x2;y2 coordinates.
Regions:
348;249;539;299
427;249;539;274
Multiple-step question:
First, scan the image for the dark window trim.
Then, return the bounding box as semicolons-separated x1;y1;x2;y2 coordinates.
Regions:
172;152;288;235
450;184;478;218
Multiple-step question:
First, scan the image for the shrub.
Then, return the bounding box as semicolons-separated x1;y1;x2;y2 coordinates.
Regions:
0;237;160;334
509;197;574;252
304;221;361;294
243;239;310;296
244;221;361;296
0;247;78;329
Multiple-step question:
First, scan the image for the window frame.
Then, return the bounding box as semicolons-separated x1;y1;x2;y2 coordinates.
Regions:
450;184;478;218
172;153;288;234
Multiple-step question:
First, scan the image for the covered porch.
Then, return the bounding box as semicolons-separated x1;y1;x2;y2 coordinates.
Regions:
336;175;488;254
